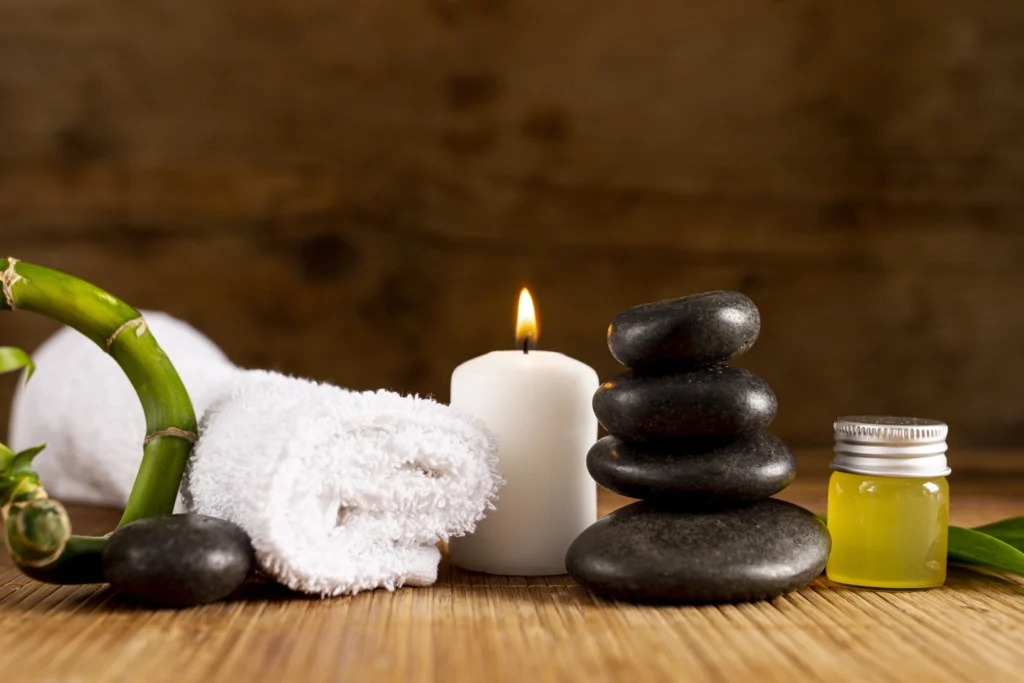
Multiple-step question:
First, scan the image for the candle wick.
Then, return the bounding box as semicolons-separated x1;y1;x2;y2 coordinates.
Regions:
523;336;530;354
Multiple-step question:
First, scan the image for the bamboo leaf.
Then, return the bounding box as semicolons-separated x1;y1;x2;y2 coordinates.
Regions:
972;517;1024;553
11;444;46;475
0;347;34;384
0;442;13;472
947;526;1024;575
0;443;17;506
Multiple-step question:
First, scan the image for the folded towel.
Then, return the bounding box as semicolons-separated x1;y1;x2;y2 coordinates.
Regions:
8;313;501;595
183;371;501;595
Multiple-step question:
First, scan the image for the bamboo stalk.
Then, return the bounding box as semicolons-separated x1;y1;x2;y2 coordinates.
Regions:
0;257;197;583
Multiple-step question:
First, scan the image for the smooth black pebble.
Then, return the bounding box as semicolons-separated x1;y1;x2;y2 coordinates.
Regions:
588;432;795;504
566;499;830;603
592;365;777;441
608;291;760;369
102;514;255;607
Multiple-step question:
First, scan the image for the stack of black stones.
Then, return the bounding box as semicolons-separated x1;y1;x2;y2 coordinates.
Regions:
566;292;830;603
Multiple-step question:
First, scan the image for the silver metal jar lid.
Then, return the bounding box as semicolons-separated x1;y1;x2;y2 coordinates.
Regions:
831;416;950;478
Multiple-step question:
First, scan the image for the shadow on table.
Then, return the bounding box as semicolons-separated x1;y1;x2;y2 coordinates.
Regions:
0;575;313;615
945;565;1024;592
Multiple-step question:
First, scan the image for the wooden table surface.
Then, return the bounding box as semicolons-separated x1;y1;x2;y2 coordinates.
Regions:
2;458;1023;683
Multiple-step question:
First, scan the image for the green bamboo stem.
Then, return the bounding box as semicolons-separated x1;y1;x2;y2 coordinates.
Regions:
0;257;197;583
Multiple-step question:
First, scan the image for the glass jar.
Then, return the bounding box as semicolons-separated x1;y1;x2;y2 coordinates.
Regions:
826;416;950;589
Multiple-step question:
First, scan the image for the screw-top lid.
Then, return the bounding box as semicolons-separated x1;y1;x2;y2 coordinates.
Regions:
831;416;950;478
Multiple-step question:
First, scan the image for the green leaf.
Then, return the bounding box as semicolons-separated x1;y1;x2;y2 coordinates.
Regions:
11;444;46;476
0;347;34;384
0;442;13;472
972;517;1024;553
947;526;1024;575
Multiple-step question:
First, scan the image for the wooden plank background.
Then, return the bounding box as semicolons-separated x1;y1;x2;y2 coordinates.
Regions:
2;0;1024;448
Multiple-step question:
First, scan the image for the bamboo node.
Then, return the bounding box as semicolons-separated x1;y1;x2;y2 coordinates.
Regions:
144;427;199;446
2;258;22;310
105;316;149;353
3;496;70;568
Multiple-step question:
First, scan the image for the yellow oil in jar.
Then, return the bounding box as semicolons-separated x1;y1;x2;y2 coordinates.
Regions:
826;471;948;589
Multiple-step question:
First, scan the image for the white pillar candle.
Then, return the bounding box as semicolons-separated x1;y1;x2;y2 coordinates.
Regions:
448;289;599;575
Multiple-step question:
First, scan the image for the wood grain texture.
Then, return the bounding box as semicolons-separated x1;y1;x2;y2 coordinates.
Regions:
1;470;1023;683
2;0;1024;447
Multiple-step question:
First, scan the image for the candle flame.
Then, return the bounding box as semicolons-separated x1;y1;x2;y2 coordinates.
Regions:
516;287;539;350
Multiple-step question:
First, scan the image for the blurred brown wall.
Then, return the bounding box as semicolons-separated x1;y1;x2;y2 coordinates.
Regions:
2;1;1023;449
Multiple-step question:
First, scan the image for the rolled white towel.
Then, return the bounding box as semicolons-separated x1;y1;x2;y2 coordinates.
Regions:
183;371;500;595
8;313;502;595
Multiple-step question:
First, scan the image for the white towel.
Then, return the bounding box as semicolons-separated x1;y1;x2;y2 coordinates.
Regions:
183;371;500;594
8;313;502;595
9;312;241;508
